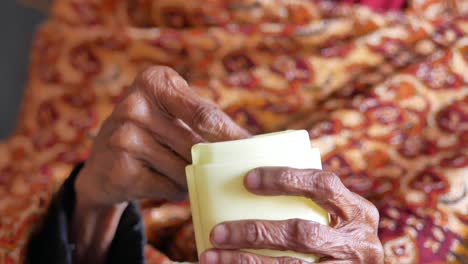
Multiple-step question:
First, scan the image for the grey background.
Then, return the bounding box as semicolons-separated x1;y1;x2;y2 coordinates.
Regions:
0;0;45;139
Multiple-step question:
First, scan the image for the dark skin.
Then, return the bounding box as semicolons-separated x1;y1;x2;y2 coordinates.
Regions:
73;66;384;264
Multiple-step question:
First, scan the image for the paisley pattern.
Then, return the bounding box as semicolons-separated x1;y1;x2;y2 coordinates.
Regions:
1;0;467;263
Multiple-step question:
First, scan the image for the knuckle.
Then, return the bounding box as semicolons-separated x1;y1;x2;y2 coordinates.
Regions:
277;168;297;188
322;171;341;188
364;240;384;264
318;171;343;195
138;65;187;98
117;93;150;122
116;97;133;117
193;104;223;131
139;66;174;89
365;201;380;229
108;122;129;149
238;252;260;264
293;219;323;250
107;151;136;189
288;219;329;252
245;222;265;246
352;195;380;230
108;122;138;151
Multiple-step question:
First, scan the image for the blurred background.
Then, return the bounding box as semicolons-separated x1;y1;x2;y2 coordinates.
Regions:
0;0;45;139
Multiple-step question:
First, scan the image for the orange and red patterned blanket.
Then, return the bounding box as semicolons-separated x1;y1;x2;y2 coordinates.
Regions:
0;0;467;263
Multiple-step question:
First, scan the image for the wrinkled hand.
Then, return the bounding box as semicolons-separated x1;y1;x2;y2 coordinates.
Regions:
201;167;384;264
72;66;249;263
76;66;249;207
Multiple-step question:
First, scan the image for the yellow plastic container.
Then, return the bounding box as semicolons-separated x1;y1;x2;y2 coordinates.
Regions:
186;130;329;262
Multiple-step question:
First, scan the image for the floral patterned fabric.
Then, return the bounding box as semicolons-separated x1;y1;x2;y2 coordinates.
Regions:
0;0;467;263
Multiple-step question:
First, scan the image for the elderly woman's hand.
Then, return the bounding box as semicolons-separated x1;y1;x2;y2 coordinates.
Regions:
72;66;249;263
76;66;249;207
200;167;384;264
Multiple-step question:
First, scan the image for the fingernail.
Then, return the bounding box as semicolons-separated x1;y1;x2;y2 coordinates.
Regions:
245;170;261;189
212;224;229;244
202;250;219;264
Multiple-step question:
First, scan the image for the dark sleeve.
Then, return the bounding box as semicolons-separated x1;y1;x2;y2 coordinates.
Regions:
27;163;146;264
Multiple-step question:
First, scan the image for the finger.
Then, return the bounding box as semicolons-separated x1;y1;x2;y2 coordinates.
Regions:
103;150;186;202
210;219;350;258
135;66;250;141
108;120;188;189
151;117;203;162
137;164;187;201
114;90;203;162
200;249;312;264
244;167;359;221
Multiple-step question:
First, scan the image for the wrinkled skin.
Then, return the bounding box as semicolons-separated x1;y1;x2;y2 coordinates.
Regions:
73;66;383;264
201;167;384;264
77;66;250;207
